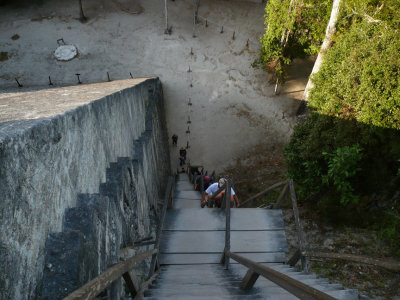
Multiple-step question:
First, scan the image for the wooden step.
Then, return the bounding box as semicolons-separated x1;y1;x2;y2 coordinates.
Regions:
163;209;285;231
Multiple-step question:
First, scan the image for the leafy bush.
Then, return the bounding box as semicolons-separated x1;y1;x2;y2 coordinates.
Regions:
283;0;400;250
322;144;363;205
308;22;400;130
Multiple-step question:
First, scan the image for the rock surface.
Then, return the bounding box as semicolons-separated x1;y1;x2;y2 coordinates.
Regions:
0;78;170;300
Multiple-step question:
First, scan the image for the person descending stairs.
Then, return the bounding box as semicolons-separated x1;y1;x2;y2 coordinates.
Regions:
142;173;363;299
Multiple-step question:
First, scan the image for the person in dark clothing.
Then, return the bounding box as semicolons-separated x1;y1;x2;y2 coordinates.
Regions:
194;175;212;191
179;147;186;160
172;134;178;146
179;156;185;166
179;147;187;166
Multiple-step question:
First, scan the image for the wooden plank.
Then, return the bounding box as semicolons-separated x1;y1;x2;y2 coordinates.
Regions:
287;249;302;266
160;231;288;253
172;199;200;209
305;251;400;272
63;249;156;300
176;182;194;191
177;174;190;182
174;190;202;200
159;252;286;265
122;271;137;298
227;251;338;300
240;269;260;290
163;209;285;231
273;182;289;209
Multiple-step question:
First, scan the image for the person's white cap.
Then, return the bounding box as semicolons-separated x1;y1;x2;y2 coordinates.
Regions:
218;178;227;188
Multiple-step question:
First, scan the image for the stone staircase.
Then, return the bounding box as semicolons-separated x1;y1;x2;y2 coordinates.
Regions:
142;173;363;299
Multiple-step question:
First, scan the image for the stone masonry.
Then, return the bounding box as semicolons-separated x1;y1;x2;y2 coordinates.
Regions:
0;78;170;300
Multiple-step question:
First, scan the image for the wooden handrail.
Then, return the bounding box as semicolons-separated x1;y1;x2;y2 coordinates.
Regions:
225;251;338;300
149;175;175;277
223;180;231;269
288;179;308;272
63;249;157;300
219;178;335;299
304;251;400;272
241;180;286;207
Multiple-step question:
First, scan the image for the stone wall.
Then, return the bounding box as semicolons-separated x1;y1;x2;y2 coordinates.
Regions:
0;78;170;300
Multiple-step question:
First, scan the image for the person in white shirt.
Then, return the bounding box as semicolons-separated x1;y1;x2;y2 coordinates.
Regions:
201;178;240;208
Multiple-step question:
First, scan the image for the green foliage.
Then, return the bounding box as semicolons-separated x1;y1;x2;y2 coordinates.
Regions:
376;211;400;255
259;0;331;82
283;0;400;251
322;145;363;205
309;22;400;130
338;0;400;30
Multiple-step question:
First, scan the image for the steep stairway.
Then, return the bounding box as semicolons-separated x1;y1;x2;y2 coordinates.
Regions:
142;173;362;299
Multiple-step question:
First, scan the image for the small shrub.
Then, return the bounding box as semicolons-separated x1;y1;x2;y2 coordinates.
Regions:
322;144;363;205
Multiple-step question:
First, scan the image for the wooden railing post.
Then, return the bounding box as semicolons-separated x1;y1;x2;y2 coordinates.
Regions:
167;174;176;209
224;180;231;270
288;179;308;272
200;169;204;195
240;269;260;290
122;271;137;298
273;181;289;209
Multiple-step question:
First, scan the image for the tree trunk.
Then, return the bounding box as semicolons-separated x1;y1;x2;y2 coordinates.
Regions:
303;0;342;101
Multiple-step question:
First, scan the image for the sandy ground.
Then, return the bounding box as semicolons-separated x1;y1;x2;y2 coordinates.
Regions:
0;0;307;172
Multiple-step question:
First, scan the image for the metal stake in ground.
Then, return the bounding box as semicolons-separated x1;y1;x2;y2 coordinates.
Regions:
78;0;88;23
130;72;133;79
107;72;111;82
15;78;22;88
75;73;82;84
164;0;171;34
57;38;65;46
48;76;53;86
194;0;200;24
